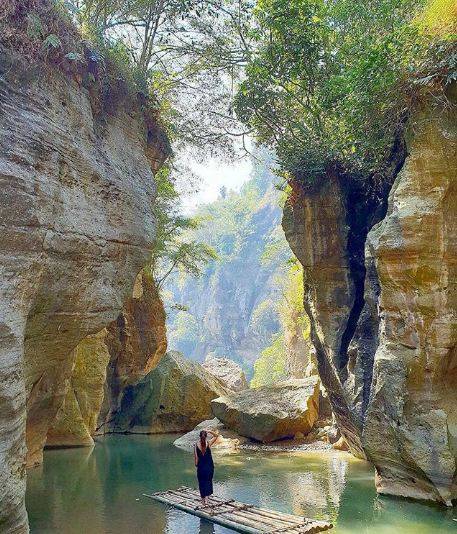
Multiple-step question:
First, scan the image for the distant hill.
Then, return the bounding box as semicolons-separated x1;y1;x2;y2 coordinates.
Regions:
164;153;290;376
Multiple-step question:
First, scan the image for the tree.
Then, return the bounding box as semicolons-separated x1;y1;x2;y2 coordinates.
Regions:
234;0;456;184
66;0;255;156
149;165;218;289
251;333;286;388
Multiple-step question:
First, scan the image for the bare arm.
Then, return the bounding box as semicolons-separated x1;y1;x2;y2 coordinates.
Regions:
205;429;220;447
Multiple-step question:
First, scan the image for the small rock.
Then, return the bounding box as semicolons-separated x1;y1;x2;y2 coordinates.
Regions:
173;418;248;452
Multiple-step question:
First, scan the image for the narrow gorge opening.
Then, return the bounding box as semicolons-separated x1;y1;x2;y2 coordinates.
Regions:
337;135;408;381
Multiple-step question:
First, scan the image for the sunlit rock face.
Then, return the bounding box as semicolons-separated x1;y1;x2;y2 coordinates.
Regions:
109;352;228;434
283;91;456;504
0;47;168;531
202;356;248;392
46;330;110;448
364;98;457;505
100;271;167;429
284;306;314;380
45;271;167;445
212;377;320;442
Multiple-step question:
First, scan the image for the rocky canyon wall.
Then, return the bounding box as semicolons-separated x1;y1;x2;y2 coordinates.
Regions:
46;270;167;445
100;270;167;431
283;90;456;505
46;329;110;448
0;45;169;532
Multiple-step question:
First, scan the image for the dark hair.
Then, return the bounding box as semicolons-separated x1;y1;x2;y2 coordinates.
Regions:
199;430;208;454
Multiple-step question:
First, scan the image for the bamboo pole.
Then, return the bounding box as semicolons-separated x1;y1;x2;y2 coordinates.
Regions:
168;488;331;531
228;508;287;529
206;503;298;532
173;488;332;532
218;509;276;532
203;493;309;527
186;489;306;524
144;488;333;534
201;499;290;529
144;493;262;534
245;508;304;525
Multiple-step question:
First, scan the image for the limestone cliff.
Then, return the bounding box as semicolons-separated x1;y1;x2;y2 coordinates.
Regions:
44;270;167;445
364;97;457;505
100;270;167;429
46;330;110;448
0;42;169;534
283;91;456;504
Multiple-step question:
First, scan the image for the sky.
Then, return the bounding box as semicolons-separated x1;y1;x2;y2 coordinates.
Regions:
180;156;253;214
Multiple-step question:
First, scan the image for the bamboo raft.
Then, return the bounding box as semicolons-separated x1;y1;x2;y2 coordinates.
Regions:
144;486;333;534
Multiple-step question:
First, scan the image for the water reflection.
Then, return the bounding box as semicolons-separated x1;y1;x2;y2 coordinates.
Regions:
199;519;216;534
26;434;457;533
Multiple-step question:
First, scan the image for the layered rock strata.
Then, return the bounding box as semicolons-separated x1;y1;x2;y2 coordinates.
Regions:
363;99;457;505
283;93;456;504
0;46;168;532
99;271;167;429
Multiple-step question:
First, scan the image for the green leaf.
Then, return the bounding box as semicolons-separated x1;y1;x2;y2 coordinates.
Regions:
42;34;62;50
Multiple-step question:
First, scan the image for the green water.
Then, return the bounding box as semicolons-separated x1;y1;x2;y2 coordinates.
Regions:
26;435;456;533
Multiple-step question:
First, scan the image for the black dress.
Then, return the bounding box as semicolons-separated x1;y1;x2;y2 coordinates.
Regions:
196;443;214;498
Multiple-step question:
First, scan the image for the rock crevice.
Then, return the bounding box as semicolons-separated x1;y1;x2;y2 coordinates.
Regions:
283;93;456;504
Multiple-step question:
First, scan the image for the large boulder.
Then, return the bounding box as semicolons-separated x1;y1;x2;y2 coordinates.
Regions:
211;377;320;442
108;352;229;433
202;356;248;392
173;418;248;452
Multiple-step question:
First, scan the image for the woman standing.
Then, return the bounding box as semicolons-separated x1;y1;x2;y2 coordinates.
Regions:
194;429;218;506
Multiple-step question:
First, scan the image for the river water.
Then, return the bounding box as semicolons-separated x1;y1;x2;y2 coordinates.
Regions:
26;434;456;533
